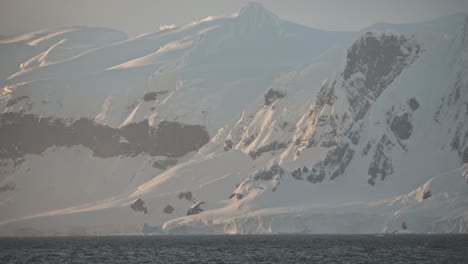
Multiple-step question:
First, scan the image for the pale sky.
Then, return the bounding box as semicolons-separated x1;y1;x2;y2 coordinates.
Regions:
1;0;468;36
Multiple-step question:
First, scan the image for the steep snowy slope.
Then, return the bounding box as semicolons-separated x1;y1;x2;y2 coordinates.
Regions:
0;4;466;236
0;27;128;82
1;2;351;131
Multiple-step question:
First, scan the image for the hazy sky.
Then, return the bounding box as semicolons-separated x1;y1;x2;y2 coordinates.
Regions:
1;0;468;36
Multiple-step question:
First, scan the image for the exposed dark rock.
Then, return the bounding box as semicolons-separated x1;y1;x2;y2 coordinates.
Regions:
390;113;413;140
402;221;407;230
349;130;360;145
291;168;301;176
0;113;210;159
362;140;373;156
306;31;421;185
329;145;355;180
423;190;432;200
368;135;394;183
264;88;286;105
243;134;256;147
314;142;355;181
408;98;420;111
143;91;168;102
253;163;284;181
229;193;244;200
315;82;337;108
187;202;205;216
153;158;177;170
163;204;175;214
291;168;303;180
131;198;148;214
249;141;287;160
290;166;309;180
177;191;193;202
344;32;422;121
302;102;340;149
224;139;233;151
0;184;15;192
306;165;326;183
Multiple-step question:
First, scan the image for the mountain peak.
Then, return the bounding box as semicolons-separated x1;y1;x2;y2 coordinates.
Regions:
236;2;281;30
239;2;268;15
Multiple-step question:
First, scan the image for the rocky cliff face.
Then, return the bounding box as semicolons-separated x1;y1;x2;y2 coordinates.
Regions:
298;32;422;183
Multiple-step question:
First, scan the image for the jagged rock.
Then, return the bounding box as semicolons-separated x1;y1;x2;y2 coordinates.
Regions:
362;140;373;156
299;84;340;149
344;32;422;120
348;129;360;145
187;202;205;216
423;190;432;200
224;139;233;151
243;134;256;147
390;113;413;140
264;88;286;105
368;135;394;184
314;142;355;181
303;32;420;185
249;141;287;159
408;98;420;111
177;191;193;202
130;199;148;214
229;193;244;200
253;163;284;181
306;166;326;183
291;168;303;179
315;81;337;108
291;169;304;180
163;204;175;214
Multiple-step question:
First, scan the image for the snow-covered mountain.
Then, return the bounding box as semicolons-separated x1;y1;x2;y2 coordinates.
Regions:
0;3;467;236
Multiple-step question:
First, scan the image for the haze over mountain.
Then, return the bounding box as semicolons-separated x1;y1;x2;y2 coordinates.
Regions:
0;2;467;236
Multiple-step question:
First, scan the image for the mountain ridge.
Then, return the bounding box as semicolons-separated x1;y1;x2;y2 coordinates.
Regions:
0;4;467;236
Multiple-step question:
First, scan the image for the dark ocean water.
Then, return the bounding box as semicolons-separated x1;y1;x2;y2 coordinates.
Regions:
1;234;468;263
